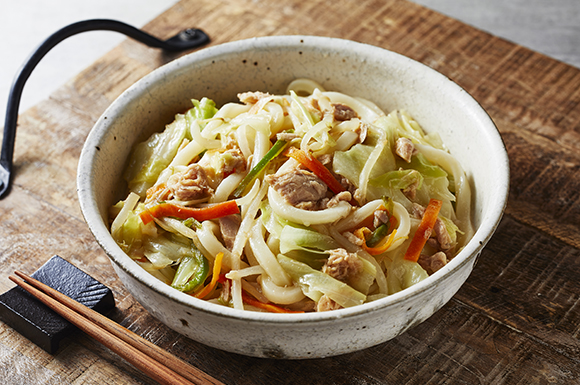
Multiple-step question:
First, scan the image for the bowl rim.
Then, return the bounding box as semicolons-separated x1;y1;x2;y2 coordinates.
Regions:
78;35;509;324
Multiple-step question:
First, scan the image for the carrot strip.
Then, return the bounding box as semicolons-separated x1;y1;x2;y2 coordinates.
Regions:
363;229;399;256
194;252;224;299
403;199;443;262
241;291;304;314
366;212;398;248
354;227;372;242
285;147;345;194
354;227;399;256
140;200;239;225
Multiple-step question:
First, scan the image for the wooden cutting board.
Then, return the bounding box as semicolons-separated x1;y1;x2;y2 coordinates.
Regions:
1;0;580;383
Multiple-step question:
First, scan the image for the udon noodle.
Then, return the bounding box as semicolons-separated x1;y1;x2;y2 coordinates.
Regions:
110;79;473;313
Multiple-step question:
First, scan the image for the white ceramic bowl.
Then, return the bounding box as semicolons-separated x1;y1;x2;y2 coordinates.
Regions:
77;36;509;359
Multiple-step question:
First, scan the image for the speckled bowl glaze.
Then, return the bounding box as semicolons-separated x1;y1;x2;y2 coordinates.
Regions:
77;36;509;359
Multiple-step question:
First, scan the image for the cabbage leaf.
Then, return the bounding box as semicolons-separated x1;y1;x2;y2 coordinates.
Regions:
386;256;428;294
125;114;189;197
332;143;396;200
277;254;366;308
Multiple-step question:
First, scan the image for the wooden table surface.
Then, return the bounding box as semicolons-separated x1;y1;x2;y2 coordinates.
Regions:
1;0;580;384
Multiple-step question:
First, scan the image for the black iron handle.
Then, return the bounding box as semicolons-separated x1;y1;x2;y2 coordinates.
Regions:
0;19;210;199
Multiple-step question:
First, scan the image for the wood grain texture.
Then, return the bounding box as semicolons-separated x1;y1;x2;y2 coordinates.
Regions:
1;0;580;384
410;0;580;69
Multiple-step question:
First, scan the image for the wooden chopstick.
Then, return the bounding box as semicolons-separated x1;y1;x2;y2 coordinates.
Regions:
10;271;224;385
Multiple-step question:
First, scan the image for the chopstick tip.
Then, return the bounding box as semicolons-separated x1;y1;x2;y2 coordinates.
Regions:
8;274;20;284
14;270;27;279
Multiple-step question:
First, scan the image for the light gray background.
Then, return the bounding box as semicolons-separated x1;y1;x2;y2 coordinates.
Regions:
1;0;579;124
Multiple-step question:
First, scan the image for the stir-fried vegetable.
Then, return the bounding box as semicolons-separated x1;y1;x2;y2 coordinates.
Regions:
126;99;218;197
365;197;396;248
110;194;148;254
279;226;340;254
171;246;209;293
195;252;224;299
404;199;443;262
241;291;304;313
386;257;429;294
333;143;397;201
405;153;448;178
188;97;218;121
277;254;366;308
370;169;423;192
140;200;239;225
285;147;345;194
232;139;288;198
359;228;399;256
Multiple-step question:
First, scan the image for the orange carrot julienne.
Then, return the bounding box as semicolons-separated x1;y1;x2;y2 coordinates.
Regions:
241;291;304;314
354;227;400;256
403;199;443;262
285;147;345;194
354;227;372;242
194;252;224;299
363;229;399;256
140;200;239;225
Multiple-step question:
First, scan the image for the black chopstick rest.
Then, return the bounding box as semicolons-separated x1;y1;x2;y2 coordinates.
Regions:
0;255;115;353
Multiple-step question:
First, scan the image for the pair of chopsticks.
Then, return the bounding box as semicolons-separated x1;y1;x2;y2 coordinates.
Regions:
9;271;224;385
